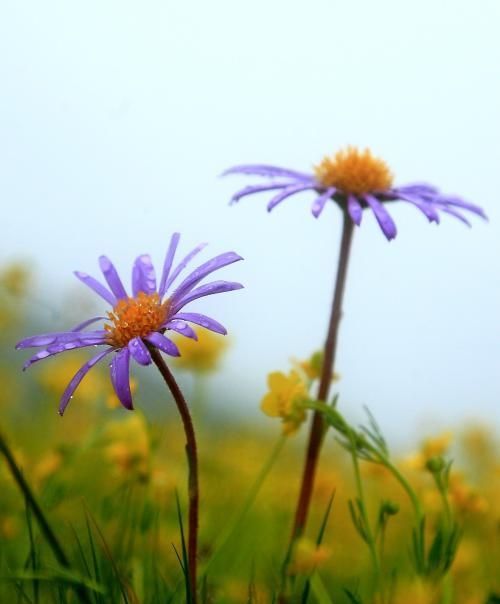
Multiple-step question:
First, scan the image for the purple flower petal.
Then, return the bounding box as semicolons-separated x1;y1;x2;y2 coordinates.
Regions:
222;164;313;180
165;320;198;340
171;312;227;335
146;332;180;357
110;348;134;410
230;183;290;205
171;252;243;305
128;337;152;366
347;194;363;226
132;254;157;297
23;340;107;371
71;317;106;332
16;330;107;350
158;232;181;297
74;271;116;306
173;280;243;312
394;183;439;195
311;188;336;218
164;242;208;294
267;183;317;212
59;348;113;415
364;194;397;241
437;206;472;227
398;194;440;223
99;256;128;299
436;196;488;220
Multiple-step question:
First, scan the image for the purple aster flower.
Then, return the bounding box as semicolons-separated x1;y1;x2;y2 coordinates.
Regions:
223;146;487;240
16;234;243;415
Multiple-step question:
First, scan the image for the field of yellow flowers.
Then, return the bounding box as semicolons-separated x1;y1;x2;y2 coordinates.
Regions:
0;262;499;604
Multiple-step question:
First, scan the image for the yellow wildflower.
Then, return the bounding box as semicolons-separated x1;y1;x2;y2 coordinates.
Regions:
421;431;452;459
290;538;331;575
173;328;228;373
294;350;340;383
104;413;150;479
449;472;488;515
0;262;30;297
261;371;308;435
403;432;453;471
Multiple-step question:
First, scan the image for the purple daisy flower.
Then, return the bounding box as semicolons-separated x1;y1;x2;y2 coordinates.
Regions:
223;146;487;240
16;233;243;415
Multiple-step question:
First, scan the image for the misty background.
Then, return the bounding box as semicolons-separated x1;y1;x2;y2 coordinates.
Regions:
1;1;499;445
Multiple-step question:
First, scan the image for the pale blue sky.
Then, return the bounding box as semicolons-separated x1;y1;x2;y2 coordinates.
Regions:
1;1;499;444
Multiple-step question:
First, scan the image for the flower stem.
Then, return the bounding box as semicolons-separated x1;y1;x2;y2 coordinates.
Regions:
0;430;92;604
149;348;199;603
292;211;355;539
349;442;381;590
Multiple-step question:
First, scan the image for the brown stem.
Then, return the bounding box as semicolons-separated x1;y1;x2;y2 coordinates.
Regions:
292;211;355;538
149;347;199;603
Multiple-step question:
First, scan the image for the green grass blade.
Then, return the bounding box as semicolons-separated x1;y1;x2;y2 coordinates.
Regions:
174;491;192;603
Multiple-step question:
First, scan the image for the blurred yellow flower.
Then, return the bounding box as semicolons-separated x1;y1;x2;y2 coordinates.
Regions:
104;413;150;479
0;516;20;540
261;371;308;435
449;472;488;515
294;350;340;383
33;450;63;487
403;431;453;471
173;328;228;374
38;355;105;404
422;431;452;458
0;262;30;297
290;537;331;575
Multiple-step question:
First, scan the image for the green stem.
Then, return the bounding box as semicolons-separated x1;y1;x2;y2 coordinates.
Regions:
378;455;424;523
435;479;452;530
349;440;381;588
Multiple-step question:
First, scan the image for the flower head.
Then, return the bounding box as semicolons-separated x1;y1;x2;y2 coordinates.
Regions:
261;371;308;435
16;233;243;415
223;146;486;240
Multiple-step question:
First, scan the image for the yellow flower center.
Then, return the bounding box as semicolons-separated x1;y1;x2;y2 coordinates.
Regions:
314;146;393;195
105;292;169;347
